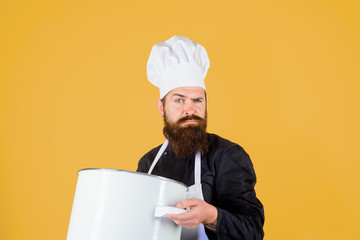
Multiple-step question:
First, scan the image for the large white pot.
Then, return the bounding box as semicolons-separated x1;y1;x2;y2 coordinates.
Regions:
67;168;188;240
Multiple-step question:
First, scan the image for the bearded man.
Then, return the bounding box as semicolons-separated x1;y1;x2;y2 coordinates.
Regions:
137;36;264;240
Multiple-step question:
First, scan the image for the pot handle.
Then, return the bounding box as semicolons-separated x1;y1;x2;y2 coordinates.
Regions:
154;206;187;218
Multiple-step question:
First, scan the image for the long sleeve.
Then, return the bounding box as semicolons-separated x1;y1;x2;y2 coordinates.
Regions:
207;144;264;240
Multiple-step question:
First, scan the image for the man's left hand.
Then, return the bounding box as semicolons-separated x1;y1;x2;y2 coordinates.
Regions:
167;198;218;229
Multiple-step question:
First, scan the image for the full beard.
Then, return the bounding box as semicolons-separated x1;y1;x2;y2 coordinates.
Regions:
163;113;209;158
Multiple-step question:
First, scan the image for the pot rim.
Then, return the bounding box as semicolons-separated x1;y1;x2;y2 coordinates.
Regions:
78;168;188;189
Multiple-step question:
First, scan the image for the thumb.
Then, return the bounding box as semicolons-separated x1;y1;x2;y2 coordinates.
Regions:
176;202;184;208
176;198;199;209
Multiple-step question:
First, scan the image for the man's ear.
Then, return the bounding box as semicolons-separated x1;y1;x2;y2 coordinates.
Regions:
156;99;164;117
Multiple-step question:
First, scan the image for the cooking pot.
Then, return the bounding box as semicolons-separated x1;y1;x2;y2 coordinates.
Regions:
67;168;188;240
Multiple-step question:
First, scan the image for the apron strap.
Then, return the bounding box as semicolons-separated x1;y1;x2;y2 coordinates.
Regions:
194;152;201;186
147;139;169;174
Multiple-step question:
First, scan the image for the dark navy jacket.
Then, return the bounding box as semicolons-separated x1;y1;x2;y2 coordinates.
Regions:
137;133;265;240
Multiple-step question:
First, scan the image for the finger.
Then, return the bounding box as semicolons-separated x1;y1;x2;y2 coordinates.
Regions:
168;215;199;229
176;198;202;208
168;207;201;223
167;210;193;221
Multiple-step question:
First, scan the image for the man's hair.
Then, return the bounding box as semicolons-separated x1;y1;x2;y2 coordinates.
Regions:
163;111;209;158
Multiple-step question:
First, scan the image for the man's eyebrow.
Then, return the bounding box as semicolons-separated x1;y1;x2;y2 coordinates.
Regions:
172;93;186;98
191;97;204;100
171;93;204;101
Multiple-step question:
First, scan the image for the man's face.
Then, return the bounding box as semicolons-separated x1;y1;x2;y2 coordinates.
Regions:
157;86;208;158
157;86;207;126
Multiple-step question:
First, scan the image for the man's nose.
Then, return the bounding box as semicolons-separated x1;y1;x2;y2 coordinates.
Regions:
184;102;195;115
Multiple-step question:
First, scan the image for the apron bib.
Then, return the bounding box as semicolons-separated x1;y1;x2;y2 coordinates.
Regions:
148;140;209;240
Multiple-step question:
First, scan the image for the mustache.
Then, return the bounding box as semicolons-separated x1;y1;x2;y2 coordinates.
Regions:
177;115;205;124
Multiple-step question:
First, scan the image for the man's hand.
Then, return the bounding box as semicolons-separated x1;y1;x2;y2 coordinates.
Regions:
167;198;218;230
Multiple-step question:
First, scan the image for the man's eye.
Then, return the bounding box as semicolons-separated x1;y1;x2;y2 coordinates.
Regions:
175;99;184;103
194;99;202;103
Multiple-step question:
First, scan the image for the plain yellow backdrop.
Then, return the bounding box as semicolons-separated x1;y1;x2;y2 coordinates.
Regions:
1;0;359;239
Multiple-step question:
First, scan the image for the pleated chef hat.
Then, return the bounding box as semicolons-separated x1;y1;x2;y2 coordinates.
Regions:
147;36;210;99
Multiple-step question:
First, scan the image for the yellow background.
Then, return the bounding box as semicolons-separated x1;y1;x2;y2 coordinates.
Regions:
1;0;359;239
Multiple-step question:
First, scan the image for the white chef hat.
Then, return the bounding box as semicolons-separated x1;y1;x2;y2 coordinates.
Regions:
147;36;210;99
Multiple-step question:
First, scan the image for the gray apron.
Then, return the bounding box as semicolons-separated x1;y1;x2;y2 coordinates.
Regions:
148;140;209;240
